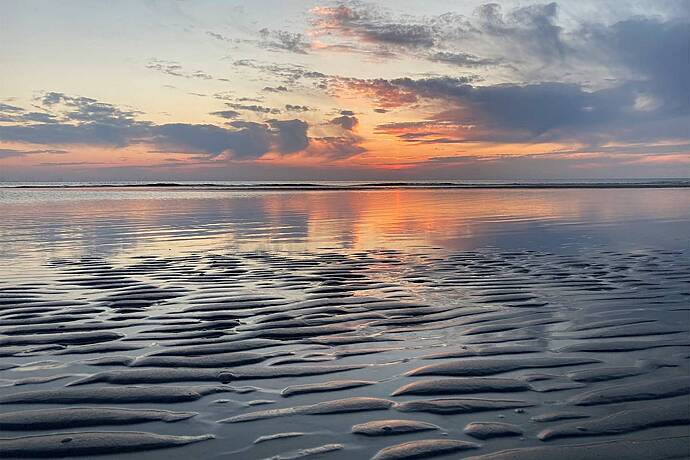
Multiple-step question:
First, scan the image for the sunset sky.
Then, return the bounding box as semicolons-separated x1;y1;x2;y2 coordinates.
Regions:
1;0;688;181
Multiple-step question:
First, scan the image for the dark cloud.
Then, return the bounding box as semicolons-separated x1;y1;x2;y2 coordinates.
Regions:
21;112;58;123
311;4;436;49
0;92;365;162
0;121;150;147
474;2;567;64
329;75;473;108
32;92;141;124
210;110;241;119
349;57;688;147
309;2;508;67
151;119;309;159
258;28;310;54
397;131;443;140
428;51;502;67
151;123;270;158
330;115;358;130
328;77;417;108
225;103;281;114
0;102;23;113
241;6;688;151
366;23;435;47
267;119;309;153
40;92;65;106
396;78;600;141
587;17;690;116
263;86;289;93
309;0;687;87
206;31;231;42
0;102;58;124
0;93;150;148
285;104;311;112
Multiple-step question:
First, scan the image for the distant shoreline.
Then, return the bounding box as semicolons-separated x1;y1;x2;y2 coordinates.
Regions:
2;181;689;190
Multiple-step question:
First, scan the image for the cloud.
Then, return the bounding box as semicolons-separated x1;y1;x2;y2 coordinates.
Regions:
308;0;687;89
586;17;689;115
329;77;420;108
0;93;149;147
329;75;473;108
210;110;241;119
40;92;65;106
146;59;213;80
307;1;537;69
330;115;358;130
151;123;271;158
0;122;149;147
473;2;567;64
411;150;690;179
4;4;687;179
34;92;141;123
225;103;281;114
206;31;231;42
306;135;366;160
0;92;366;162
340;68;688;147
0;102;25;114
428;51;502;67
151;119;311;159
310;4;436;49
233;59;327;85
0;102;58;123
21;112;58;123
285;104;311;112
320;9;689;149
258;28;310;54
0;148;68;159
267;119;309;153
263;86;289;93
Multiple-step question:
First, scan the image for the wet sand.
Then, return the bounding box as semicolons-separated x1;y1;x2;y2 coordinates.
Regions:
0;187;688;459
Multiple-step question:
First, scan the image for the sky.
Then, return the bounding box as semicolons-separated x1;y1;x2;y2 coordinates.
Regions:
1;0;688;181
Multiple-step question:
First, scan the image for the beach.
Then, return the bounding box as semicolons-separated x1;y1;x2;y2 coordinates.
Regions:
0;185;688;459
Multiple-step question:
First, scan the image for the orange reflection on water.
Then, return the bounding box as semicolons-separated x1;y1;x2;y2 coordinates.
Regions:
0;188;688;267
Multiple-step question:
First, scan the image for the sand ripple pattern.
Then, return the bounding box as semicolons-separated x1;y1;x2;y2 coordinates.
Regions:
0;248;688;459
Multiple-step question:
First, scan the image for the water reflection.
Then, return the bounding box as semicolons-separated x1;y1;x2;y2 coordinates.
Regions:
0;188;687;268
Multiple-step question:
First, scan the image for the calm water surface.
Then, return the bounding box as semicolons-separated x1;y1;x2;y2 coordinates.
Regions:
1;188;688;265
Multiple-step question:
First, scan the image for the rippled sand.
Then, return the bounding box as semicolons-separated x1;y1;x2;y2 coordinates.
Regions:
0;187;688;459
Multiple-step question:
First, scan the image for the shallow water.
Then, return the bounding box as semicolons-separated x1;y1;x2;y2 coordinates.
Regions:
0;187;688;459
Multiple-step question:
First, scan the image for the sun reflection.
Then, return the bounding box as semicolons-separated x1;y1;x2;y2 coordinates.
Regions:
0;187;687;272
